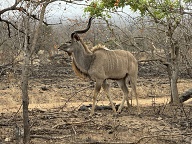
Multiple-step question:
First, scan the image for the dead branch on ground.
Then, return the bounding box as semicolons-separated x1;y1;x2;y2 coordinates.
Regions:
30;134;71;140
135;133;192;144
52;119;92;129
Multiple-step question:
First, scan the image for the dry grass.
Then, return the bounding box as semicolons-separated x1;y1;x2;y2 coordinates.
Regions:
0;70;192;144
0;77;191;113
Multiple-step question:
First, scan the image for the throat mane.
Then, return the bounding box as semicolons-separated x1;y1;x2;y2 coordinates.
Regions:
72;58;90;79
73;44;95;74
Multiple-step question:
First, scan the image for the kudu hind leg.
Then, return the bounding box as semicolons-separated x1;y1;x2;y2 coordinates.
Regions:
126;78;132;107
116;79;128;113
102;80;117;114
130;76;140;115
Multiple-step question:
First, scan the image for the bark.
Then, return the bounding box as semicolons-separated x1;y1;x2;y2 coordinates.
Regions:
170;45;180;104
165;50;180;104
22;16;30;144
166;64;173;102
166;57;180;104
170;66;180;104
165;23;180;104
22;52;30;144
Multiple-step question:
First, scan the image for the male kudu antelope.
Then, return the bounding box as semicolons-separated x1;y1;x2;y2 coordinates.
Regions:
59;17;140;116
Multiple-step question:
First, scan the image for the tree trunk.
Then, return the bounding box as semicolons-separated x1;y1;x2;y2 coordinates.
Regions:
21;52;30;144
170;65;180;104
166;64;173;103
165;24;180;104
170;43;180;104
21;3;47;143
22;16;30;144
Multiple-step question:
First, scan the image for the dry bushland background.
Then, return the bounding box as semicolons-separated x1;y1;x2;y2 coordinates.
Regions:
1;1;192;143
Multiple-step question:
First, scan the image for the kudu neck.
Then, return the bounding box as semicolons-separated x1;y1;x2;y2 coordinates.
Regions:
79;38;92;54
72;42;94;74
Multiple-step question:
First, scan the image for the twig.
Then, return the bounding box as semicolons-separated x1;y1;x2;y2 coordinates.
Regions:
52;119;92;129
71;89;93;112
71;125;77;135
30;134;71;140
59;85;93;110
7;103;23;123
67;85;94;96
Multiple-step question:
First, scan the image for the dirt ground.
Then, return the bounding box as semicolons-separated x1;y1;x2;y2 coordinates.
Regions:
0;62;192;144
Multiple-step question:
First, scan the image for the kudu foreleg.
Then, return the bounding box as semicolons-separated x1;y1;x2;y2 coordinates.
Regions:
102;80;117;114
90;81;102;116
90;80;117;116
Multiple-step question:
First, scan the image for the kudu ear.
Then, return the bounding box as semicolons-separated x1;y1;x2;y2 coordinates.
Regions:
73;34;80;41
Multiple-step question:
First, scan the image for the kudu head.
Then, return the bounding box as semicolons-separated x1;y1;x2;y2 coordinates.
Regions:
58;17;94;55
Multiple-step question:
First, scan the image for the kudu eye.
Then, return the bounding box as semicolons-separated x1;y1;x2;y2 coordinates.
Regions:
66;40;72;44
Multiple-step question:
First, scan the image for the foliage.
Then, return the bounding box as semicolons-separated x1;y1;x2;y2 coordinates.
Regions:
85;0;182;20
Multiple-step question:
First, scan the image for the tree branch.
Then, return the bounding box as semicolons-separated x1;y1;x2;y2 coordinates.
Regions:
30;2;48;57
0;0;20;15
19;7;50;26
0;18;25;36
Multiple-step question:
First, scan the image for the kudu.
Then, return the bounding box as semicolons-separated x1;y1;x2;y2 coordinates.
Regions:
59;17;140;116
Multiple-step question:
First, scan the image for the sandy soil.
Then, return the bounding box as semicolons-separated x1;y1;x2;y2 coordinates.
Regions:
0;63;192;144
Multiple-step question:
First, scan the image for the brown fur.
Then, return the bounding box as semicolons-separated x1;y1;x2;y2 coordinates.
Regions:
72;58;89;79
72;44;106;79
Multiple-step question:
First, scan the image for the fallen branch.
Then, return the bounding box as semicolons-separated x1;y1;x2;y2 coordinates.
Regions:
135;133;192;144
179;88;192;103
52;119;92;129
30;134;71;140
